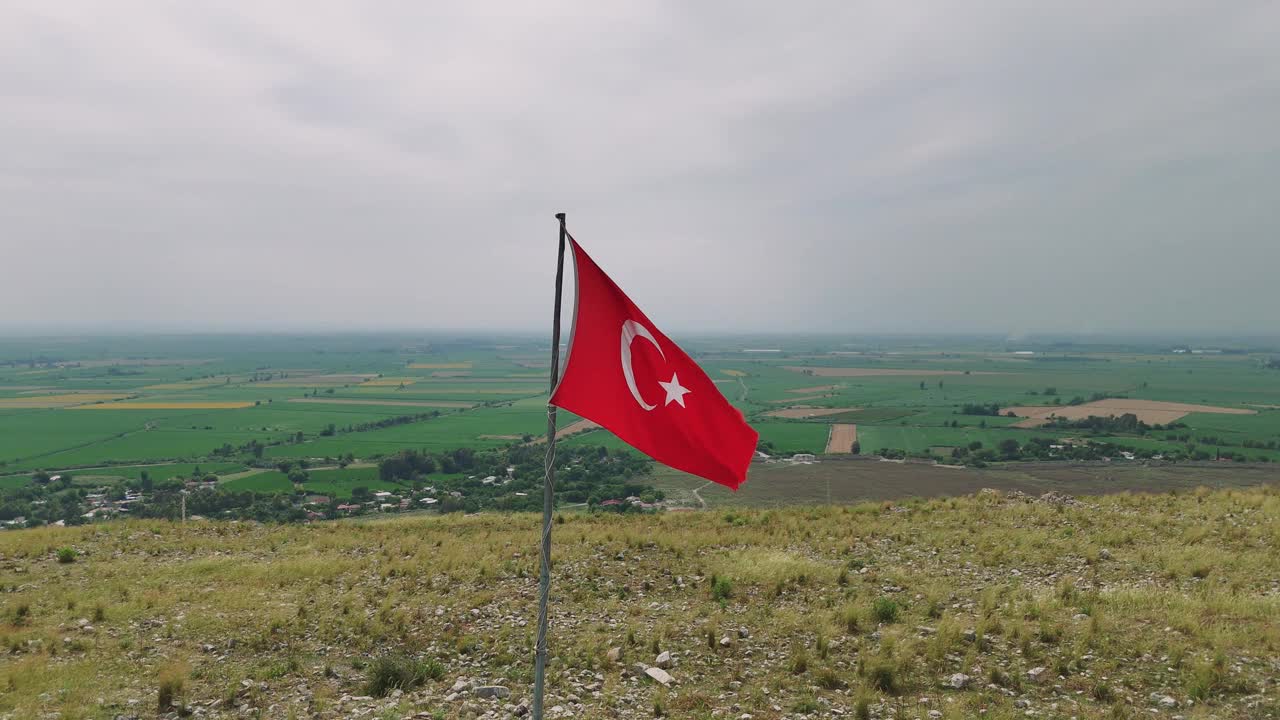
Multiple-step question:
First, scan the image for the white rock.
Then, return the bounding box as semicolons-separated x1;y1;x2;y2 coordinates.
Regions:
644;667;674;686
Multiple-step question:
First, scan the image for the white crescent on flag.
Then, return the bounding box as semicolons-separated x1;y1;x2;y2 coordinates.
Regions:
620;319;664;411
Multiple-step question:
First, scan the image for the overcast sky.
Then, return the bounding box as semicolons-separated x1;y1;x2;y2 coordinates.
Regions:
2;2;1277;336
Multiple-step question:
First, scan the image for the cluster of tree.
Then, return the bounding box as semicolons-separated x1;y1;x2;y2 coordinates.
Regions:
375;443;657;512
959;403;1003;416
210;413;442;460
1044;413;1149;434
1265;358;1280;370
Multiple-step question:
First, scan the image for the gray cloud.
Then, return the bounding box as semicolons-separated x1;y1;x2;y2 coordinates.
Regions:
2;1;1277;335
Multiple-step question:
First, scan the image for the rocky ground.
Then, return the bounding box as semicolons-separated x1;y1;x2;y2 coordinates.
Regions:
1;486;1278;719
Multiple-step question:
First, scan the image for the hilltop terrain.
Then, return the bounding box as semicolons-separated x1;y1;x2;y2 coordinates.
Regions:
2;486;1277;719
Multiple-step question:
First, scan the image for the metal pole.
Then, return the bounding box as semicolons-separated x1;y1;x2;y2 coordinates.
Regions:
533;212;567;720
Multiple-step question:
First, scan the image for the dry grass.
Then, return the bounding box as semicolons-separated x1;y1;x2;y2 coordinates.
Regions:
1;488;1276;719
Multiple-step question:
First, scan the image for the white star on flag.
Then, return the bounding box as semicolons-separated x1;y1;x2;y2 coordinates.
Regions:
658;372;691;408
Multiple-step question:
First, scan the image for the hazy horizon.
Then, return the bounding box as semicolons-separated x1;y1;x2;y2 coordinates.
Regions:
5;2;1279;335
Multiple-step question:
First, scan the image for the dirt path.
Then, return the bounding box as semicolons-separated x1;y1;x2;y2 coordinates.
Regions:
692;481;710;509
824;424;858;454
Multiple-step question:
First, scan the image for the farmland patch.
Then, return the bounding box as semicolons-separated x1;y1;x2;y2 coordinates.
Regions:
764;407;860;419
529;419;599;444
785;367;1003;377
407;362;473;370
1002;398;1256;426
824;424;858;454
287;398;473;409
360;378;417;387
788;385;842;394
0;393;132;408
70;402;255;410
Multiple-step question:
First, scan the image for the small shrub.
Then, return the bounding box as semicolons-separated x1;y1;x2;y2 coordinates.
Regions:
364;655;444;698
1091;681;1115;702
815;667;845;689
789;648;809;675
710;575;733;602
872;597;900;624
56;548;77;564
157;665;188;711
839;605;861;634
791;695;820;713
864;659;899;694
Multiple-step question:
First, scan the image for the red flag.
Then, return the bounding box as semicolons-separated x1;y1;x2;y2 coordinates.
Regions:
549;235;758;489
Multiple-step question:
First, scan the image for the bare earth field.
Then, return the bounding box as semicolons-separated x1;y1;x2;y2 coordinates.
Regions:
824;423;858;453
286;398;475;409
765;407;859;419
529;418;599;444
1004;399;1257;427
784;367;1005;377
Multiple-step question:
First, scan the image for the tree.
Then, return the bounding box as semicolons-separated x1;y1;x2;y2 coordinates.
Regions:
998;438;1021;458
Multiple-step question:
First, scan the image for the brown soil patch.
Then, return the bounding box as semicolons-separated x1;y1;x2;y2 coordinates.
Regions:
824;424;858;454
408;362;473;370
529;419;600;444
287;398;474;409
768;395;832;404
785;367;1003;377
1002;399;1256;426
788;385;842;394
721;370;747;377
479;434;526;441
765;407;860;419
431;371;472;378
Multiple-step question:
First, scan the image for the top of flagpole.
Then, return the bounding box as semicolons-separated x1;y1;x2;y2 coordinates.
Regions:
555;212;565;221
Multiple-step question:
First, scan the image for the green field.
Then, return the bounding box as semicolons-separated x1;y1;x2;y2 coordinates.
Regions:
3;334;1280;489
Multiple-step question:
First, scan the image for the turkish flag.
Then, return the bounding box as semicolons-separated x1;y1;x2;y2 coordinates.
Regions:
549;235;758;490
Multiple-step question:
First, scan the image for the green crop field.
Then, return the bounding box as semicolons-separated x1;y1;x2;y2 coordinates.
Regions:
3;333;1280;493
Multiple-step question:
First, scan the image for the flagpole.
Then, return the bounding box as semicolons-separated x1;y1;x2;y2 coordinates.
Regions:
533;212;567;720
